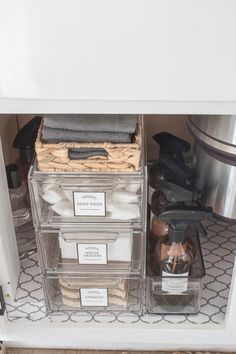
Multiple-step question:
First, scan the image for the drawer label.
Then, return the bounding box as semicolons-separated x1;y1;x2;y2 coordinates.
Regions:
161;271;189;293
80;288;108;307
77;243;107;265
73;192;106;216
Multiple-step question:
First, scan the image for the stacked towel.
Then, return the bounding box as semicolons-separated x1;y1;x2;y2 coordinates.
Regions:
44;114;137;133
42;126;132;143
42;114;138;144
68;148;108;160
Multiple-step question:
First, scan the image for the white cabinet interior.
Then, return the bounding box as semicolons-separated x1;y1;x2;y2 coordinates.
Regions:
1;1;236;106
1;114;236;350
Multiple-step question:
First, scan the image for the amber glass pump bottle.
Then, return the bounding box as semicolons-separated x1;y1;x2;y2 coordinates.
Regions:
153;206;212;280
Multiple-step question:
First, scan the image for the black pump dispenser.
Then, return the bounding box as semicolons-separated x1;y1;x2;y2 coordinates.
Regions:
150;132;192;190
13;116;42;162
158;205;213;240
153;205;212;279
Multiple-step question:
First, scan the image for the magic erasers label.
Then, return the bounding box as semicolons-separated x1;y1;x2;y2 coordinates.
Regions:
77;244;107;264
73;192;106;216
80;288;108;307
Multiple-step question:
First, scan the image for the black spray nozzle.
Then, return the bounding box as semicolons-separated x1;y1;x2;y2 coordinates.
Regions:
158;205;213;243
152;132;190;156
158;205;213;226
13;116;42;161
152;132;193;189
158;180;202;205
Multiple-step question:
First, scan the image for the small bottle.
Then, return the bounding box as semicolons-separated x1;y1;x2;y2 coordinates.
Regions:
5;164;31;228
150;183;204;240
152;226;196;313
151;190;169;239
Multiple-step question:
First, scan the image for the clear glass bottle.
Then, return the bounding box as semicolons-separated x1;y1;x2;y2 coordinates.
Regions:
155;228;195;278
152;226;196;312
6;164;31;228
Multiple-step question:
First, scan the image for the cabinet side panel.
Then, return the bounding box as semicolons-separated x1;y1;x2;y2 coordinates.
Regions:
0;138;20;300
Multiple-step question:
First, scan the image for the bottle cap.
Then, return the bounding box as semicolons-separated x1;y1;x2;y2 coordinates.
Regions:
5;164;22;188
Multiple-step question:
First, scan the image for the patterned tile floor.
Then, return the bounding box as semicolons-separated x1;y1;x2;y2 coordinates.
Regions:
5;217;236;325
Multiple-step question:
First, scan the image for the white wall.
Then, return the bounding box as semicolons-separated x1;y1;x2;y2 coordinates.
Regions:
0;115;18;164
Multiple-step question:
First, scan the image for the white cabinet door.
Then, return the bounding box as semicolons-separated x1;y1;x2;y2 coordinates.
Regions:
0;139;20;301
0;0;236;104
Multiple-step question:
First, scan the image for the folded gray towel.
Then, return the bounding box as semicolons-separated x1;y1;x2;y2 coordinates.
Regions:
68;148;108;160
44;114;138;133
42;126;133;143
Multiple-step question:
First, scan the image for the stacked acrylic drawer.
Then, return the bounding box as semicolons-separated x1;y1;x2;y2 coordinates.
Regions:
29;131;147;315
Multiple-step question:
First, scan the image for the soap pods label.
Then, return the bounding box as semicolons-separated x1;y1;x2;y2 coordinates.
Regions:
161;271;188;293
80;288;108;307
73;192;106;216
77;243;108;265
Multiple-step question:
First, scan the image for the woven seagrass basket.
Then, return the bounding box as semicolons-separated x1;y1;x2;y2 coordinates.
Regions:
35;118;142;172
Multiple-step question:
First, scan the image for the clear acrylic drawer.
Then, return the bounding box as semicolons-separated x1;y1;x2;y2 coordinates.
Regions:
146;276;203;314
29;163;146;227
37;227;145;274
146;229;205;315
43;274;143;314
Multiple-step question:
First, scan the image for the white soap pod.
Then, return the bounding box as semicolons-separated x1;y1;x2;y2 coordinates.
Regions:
112;190;139;204
106;201;117;213
109;203;140;220
51;201;74;217
108;237;132;262
62;189;74;202
41;179;57;194
125;183;141;193
115;183;141;193
42;185;65;204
